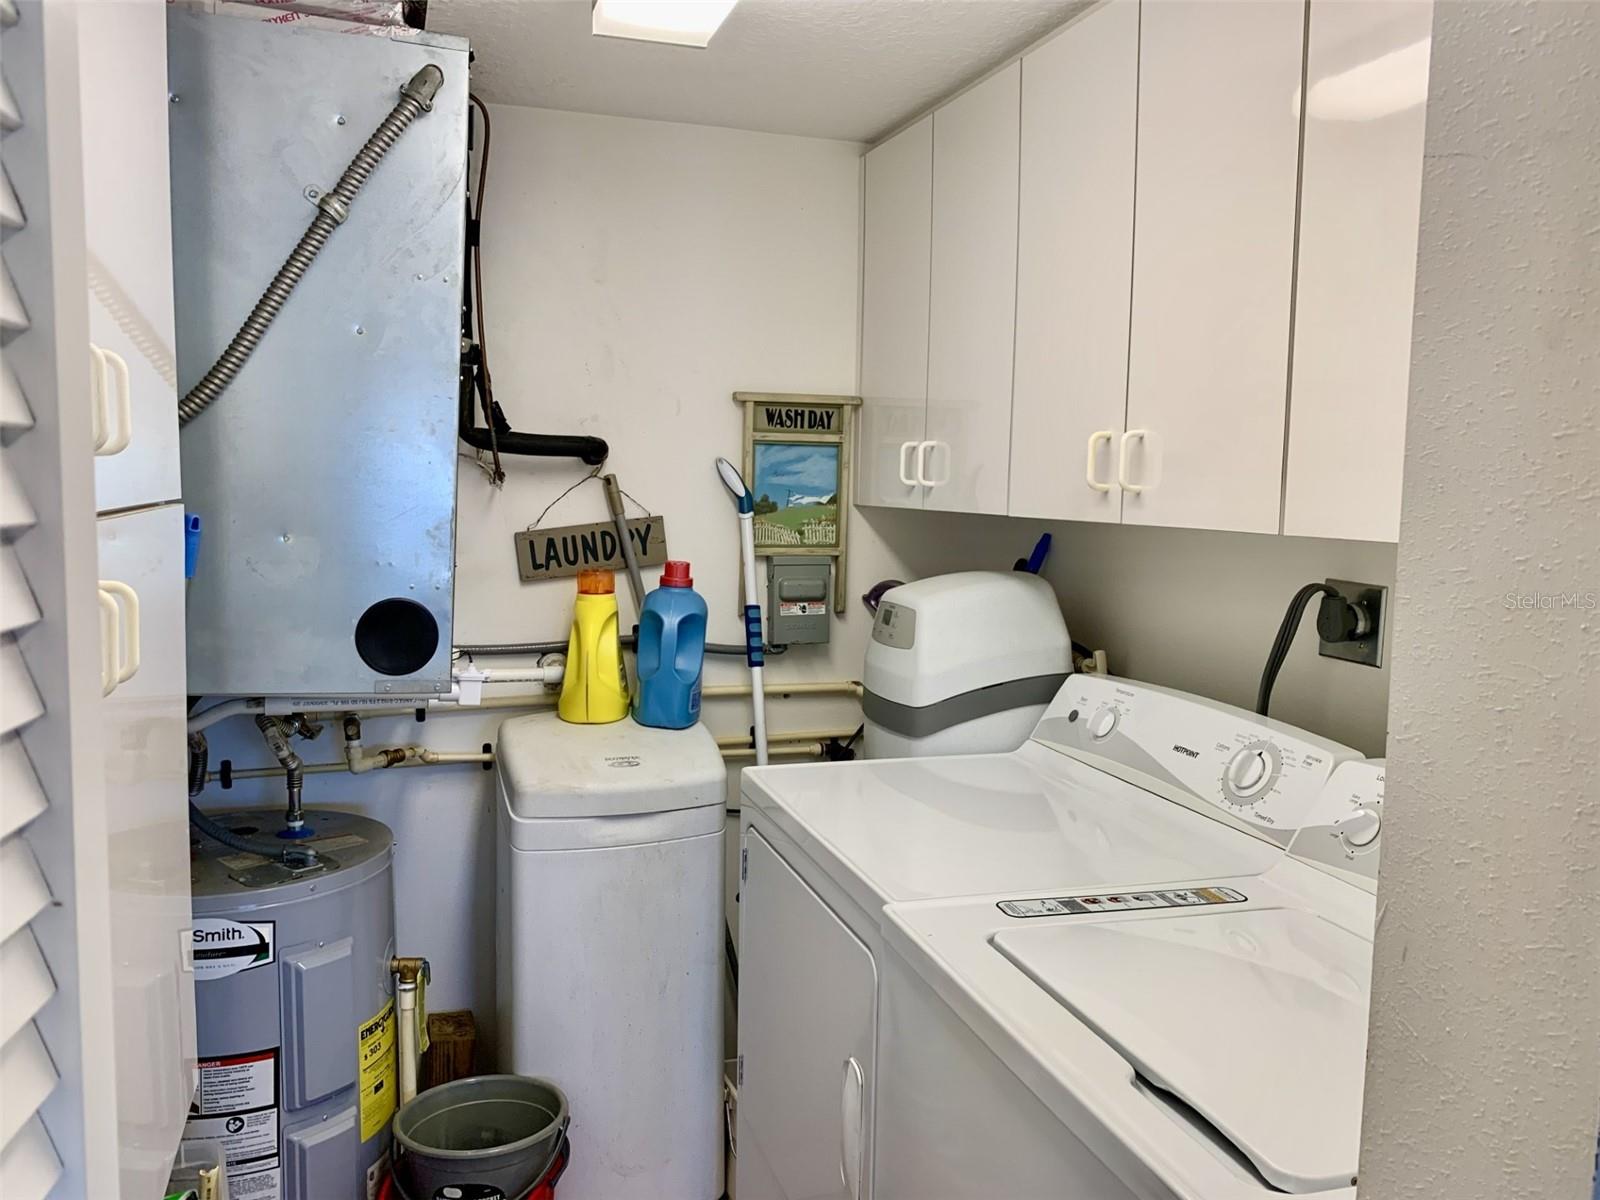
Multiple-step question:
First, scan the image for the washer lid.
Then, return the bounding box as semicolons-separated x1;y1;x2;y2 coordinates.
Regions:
497;712;725;818
992;907;1372;1193
741;746;1280;904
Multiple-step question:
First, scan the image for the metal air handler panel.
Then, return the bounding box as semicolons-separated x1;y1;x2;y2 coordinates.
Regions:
169;11;468;697
188;810;397;1200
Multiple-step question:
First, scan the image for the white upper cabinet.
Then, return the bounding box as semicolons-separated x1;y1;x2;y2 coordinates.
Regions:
80;0;182;513
1121;0;1307;535
924;62;1021;516
1009;0;1139;523
1283;0;1431;542
856;0;1422;541
857;117;933;510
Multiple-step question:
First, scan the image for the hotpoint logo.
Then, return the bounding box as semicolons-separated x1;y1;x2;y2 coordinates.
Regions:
1172;744;1201;759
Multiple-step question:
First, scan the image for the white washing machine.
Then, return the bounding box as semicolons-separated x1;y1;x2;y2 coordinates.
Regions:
736;676;1381;1200
497;713;726;1200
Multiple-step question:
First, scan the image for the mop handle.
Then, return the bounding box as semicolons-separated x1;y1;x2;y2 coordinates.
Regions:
737;509;769;766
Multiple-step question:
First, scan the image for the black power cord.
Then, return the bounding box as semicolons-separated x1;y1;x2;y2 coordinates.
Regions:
1256;583;1340;716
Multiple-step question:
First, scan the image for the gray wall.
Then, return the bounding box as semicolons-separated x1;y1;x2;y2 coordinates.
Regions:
1359;3;1600;1197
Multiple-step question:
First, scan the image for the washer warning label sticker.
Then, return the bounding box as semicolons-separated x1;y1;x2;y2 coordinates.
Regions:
185;1047;280;1200
358;999;398;1142
998;887;1247;918
191;918;276;980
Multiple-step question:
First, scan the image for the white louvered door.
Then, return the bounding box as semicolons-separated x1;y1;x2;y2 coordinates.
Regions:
4;3;184;1197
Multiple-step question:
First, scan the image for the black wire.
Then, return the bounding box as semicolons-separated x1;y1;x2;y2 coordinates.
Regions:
467;95;503;484
1255;583;1338;716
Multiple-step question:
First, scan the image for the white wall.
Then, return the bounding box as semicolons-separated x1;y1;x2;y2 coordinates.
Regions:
455;105;882;675
1359;2;1600;1195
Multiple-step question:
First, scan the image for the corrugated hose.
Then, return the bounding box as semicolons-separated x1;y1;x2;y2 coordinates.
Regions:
177;64;445;426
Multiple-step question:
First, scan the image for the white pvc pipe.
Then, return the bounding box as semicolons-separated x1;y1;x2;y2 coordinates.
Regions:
206;739;823;786
187;696;263;733
396;980;419;1106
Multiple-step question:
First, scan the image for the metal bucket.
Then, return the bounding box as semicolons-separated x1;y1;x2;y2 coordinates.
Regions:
393;1075;569;1200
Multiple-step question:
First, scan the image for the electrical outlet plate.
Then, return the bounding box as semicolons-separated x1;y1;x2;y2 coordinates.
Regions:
1319;579;1387;668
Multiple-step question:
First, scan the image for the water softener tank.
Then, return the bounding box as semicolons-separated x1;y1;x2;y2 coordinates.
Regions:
497;714;726;1199
186;810;397;1200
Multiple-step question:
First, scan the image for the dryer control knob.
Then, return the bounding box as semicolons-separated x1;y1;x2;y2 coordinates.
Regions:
1226;748;1271;795
1334;807;1382;849
1088;707;1119;740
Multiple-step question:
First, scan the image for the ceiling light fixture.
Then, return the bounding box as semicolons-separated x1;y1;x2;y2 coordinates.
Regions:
592;0;738;49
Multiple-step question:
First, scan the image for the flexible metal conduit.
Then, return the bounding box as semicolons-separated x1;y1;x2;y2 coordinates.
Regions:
177;65;445;425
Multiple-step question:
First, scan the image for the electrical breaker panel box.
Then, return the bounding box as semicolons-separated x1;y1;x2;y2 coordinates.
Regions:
169;12;468;697
767;557;832;646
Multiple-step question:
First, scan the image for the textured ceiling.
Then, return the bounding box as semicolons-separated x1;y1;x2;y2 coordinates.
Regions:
423;0;1089;142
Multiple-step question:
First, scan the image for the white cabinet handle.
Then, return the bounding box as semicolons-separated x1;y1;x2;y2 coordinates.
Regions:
90;346;109;451
97;579;141;693
97;588;120;696
839;1055;865;1200
897;440;918;487
917;440;949;488
90;344;132;456
1085;429;1115;493
1118;429;1150;495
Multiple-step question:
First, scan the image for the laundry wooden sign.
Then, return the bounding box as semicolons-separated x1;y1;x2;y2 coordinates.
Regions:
515;517;669;582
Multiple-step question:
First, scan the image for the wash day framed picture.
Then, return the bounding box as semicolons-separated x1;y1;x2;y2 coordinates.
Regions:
733;392;861;612
753;443;841;549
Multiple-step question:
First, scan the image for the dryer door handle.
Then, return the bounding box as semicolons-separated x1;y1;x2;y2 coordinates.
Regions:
840;1055;865;1200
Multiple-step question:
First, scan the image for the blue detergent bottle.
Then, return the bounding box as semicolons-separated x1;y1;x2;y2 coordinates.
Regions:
633;559;708;729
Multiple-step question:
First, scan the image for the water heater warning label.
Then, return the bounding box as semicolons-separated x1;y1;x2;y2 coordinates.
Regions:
359;999;398;1142
184;1047;280;1200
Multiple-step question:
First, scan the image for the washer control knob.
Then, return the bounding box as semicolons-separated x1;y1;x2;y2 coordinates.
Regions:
1334;807;1382;849
1087;707;1119;741
1226;747;1272;796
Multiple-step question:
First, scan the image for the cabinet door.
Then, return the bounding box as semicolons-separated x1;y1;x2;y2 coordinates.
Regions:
857;118;932;510
1123;0;1306;534
1283;0;1431;542
97;504;196;1197
924;63;1021;516
80;0;182;513
737;830;876;1200
1009;0;1139;522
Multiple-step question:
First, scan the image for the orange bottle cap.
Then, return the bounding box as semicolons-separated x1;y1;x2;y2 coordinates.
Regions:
577;569;616;595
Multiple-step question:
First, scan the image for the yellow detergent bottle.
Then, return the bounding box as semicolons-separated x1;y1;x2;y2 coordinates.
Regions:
558;569;630;724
